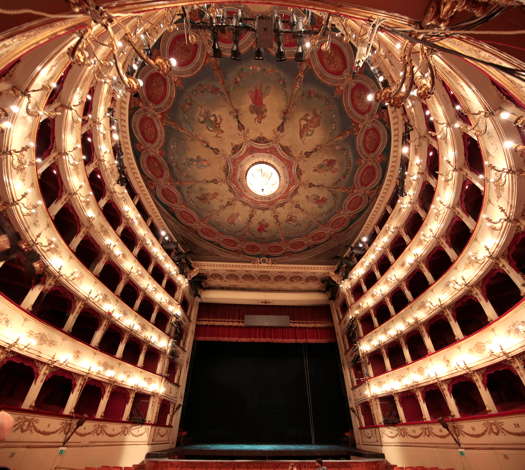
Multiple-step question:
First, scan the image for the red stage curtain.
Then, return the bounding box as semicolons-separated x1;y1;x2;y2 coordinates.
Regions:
195;324;335;343
198;303;332;325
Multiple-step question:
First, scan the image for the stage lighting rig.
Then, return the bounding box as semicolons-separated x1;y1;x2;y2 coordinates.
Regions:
182;7;319;63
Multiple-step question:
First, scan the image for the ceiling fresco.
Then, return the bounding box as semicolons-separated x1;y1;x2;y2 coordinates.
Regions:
129;19;391;264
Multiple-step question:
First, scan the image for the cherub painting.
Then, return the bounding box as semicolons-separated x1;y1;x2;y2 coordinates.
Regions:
227;212;240;225
299;109;321;140
186;156;210;169
314;158;338;174
308;194;328;207
197;106;224;136
196;191;219;203
256;220;269;233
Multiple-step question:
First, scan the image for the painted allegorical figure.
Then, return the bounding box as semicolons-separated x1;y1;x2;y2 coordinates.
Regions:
197;106;224;136
299;110;321;140
248;85;270;123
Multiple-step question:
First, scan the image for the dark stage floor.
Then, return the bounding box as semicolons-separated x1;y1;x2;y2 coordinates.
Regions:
147;444;384;460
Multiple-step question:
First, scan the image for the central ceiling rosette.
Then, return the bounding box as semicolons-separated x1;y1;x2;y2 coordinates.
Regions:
129;16;392;262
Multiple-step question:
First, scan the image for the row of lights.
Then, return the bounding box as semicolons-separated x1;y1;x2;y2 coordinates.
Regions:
1;327;168;394
339;86;522;354
360;327;523;399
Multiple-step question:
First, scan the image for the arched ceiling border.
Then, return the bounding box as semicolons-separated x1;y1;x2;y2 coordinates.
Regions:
118;6;404;263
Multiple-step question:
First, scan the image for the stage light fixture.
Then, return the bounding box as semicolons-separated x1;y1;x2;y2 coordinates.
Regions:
274;17;286;62
231;23;241;60
231;42;241;60
294;43;304;62
211;30;222;58
254;47;264;60
276;43;286;62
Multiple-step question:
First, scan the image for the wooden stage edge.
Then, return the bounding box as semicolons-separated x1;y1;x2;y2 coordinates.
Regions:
146;444;385;460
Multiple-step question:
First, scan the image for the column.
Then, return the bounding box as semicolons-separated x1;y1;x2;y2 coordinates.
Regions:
455;206;476;230
63;300;85;333
471;371;497;413
369;311;379;329
399;228;411;244
122;390;136;421
137;344;147;368
91;254;109;276
348;366;357;387
414;203;427;219
95;384;113;418
401;282;414;302
363;355;374;378
150;305;160;325
20;274;57;311
132;242;142;256
147;260;155;274
98;194;110;209
438;381;460;418
419;263;435;284
48;192;69;217
497;259;525;295
69;226;89;251
415;389;431;421
443;309;464;341
511;358;525;388
400;337;412;363
133;292;144;312
381;348;392;372
355;318;364;339
370;397;384;425
385;297;396;316
20;282;47;311
146;396;160;424
63;376;87;415
419;325;435;353
156;354;168;376
116;333;129;359
471;287;499;321
356;405;366;427
114;275;128;296
438;237;458;261
22;364;51;409
393;394;406;423
90;318;109;348
166;401;176;426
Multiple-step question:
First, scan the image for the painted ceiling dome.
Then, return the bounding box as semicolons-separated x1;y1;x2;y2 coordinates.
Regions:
129;13;396;263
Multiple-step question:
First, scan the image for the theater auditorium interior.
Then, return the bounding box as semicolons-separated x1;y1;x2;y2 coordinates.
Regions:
0;1;525;470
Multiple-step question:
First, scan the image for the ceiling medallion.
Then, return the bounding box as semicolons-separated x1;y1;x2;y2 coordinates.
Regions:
227;139;299;210
246;163;280;196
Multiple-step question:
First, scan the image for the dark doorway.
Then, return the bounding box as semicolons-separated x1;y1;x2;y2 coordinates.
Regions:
181;341;350;445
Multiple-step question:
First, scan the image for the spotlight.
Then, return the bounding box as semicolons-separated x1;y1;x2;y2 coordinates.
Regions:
254;47;264;60
294;43;304;62
211;30;222;58
231;42;241;60
231;28;241;60
276;42;286;62
212;41;222;58
275;16;286;62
